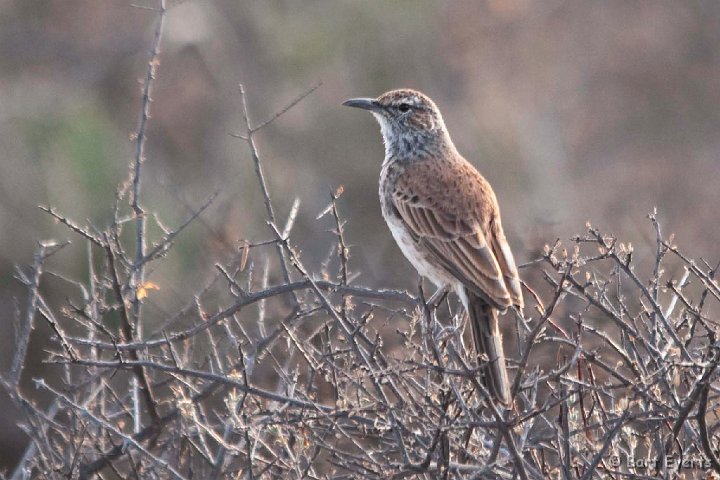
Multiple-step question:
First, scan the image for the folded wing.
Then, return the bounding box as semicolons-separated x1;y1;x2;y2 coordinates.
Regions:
391;159;523;309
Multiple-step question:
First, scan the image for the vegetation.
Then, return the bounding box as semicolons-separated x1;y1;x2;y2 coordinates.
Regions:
4;2;720;479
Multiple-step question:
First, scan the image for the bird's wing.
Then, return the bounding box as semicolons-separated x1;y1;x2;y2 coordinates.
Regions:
488;219;524;308
390;159;518;309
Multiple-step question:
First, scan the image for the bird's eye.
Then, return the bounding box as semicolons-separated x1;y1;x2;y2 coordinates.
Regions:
398;103;411;113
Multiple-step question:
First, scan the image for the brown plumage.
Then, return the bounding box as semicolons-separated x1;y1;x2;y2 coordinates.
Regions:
344;89;523;405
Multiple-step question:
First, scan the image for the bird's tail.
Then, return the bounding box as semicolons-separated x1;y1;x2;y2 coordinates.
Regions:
466;290;511;406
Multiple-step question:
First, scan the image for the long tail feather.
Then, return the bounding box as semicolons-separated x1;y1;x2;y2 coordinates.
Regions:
466;290;511;405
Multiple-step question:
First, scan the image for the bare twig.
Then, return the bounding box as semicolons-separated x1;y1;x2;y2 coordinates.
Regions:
10;240;68;385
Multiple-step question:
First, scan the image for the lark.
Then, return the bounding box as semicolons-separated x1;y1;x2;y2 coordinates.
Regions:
344;89;523;405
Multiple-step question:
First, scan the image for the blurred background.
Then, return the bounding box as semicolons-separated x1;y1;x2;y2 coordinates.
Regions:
0;0;719;469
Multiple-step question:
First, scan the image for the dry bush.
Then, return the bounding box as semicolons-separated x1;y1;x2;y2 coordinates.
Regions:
6;4;720;480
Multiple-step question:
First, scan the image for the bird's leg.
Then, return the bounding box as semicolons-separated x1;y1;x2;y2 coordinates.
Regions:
426;285;449;310
419;283;451;342
417;279;446;372
512;305;532;333
417;277;430;321
417;279;434;347
417;281;447;325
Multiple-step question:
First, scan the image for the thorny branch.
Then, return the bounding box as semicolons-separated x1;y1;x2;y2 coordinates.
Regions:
17;180;720;480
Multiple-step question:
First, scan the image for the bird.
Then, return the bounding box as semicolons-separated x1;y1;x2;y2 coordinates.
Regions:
343;89;523;405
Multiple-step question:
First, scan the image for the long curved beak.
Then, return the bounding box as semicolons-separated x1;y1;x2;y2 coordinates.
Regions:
342;97;382;112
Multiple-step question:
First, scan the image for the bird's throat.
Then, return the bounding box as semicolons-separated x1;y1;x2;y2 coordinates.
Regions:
380;127;454;164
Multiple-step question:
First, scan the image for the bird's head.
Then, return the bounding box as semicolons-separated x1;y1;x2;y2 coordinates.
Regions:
343;89;453;159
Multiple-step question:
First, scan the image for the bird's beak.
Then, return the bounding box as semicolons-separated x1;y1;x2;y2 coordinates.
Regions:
342;97;383;112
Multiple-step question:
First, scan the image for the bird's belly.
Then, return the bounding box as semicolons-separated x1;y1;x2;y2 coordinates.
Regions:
383;213;457;289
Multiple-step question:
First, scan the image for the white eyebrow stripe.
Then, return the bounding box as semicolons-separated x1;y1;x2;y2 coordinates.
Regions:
393;96;421;107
